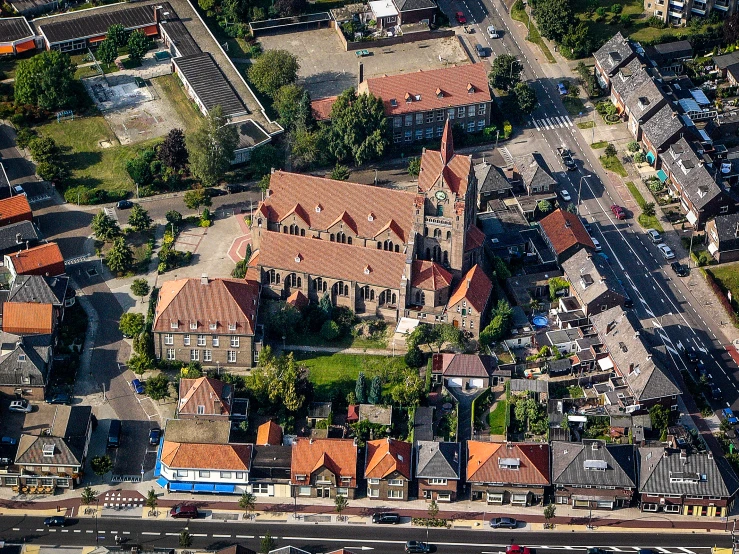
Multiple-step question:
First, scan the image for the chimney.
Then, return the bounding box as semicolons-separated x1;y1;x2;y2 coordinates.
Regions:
629;362;634;373
735;222;739;238
201;273;209;285
679;449;687;459
154;5;161;23
15;233;21;244
708;451;713;459
358;62;364;85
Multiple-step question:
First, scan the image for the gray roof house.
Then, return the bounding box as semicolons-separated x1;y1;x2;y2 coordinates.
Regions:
610;59;652;110
646;40;693;72
707;212;739;263
641;104;687;159
0;221;39;257
638;446;739;517
594;32;637;89
476;162;513;209
415;440;461;502
622;77;667;141
413;406;434;442
561;249;627;316
551;439;636;510
513;153;557;195
7;274;71;322
0;332;53;399
589;306;681;413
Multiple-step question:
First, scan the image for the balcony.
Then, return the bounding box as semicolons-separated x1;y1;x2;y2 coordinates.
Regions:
691;3;707;12
714;1;729;10
425;216;452;227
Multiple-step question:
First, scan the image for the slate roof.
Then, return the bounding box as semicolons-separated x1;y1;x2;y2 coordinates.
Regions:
641;103;685;151
412;260;452;291
413;406;434;442
539;209;595;256
713;50;739;71
551;440;636;488
290;438;358;486
173;52;248;118
158;16;200;58
447;264;492;313
624;78;665;121
415;441;460;479
652;40;693;58
594;32;636;77
365;438;412;479
309;401;332;419
476;162;512;194
466;441;550;485
562;249;626;307
251;444;292;476
0;221;39;255
589;306;681;402
16;435;83;467
660;138;722;210
639;447;739;498
178;377;233;417
432;353;495;378
513;153;557;191
710;212;739;250
610;59;651;104
8;275;68;306
393;0;436;11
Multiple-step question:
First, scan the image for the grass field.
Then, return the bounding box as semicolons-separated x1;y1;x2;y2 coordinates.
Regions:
600;154;627;177
625;181;664;232
487;400;507;435
706;264;739;312
591;140;608;149
562;96;586;117
510;2;556;63
155;74;203;133
577;121;595;130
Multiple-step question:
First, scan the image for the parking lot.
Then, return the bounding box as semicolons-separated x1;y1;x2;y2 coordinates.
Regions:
257;28;469;98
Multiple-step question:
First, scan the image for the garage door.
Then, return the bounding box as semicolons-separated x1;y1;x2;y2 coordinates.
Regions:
447;378;463;387
470;378;484;388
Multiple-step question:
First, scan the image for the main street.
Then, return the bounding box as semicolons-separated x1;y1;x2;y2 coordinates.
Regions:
0;516;729;553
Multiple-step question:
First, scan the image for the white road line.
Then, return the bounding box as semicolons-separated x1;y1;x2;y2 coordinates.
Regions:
142;532;160;536
165;533;180;536
35;528;45;532
213;534;232;538
61;529;69;533
236;535;255;539
86;530;93;533
565;115;574;126
73;530;81;533
533;119;541;130
12;528;19;531
192;533;208;537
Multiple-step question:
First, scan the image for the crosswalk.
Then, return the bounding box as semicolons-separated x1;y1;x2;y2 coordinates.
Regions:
532;115;574;130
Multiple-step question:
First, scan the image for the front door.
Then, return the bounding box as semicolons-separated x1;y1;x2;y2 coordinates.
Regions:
317;487;331;498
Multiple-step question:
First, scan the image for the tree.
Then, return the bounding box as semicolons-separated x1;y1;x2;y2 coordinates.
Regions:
145;488;158;515
250;144;284;178
159;128;189;171
119;312;145;337
404;346;425;368
145;373;170;401
15;50;77;110
267;302;302;339
107;24;127;48
274;0;308;15
81;486;96;505
514;82;538;115
183;186;211;215
355;372;367;404
725;11;739;43
260;532;277;554
187;106;239;187
488;54;523;91
534;0;574;42
29;136;60;164
248;50;299;98
239;491;256;518
561;22;591;59
330;163;351;181
368;375;382;405
274;84;304;129
91;211;120;242
91;455;112;483
627;140;640;153
37;161;65;182
129;352;154;375
643;202;656;217
390;369;424;407
96;39;118;68
179;530;192;548
320;319;341;341
428;499;439;519
604;143;617;157
127;30;151;66
479;314;511;348
537;199;553;214
131;278;151;302
543;504;556;528
106;237;133;274
327;88;388;165
181;361;203;379
408;157;421;177
128;204;152;232
296;88;315;130
433;323;464;351
334;494;348;519
649;404;670;432
126;148;156;186
166;210;183;226
633;151;646;164
291;127;320;170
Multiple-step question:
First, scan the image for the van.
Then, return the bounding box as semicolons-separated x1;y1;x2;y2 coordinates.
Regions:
372;512;400;524
107;419;121;448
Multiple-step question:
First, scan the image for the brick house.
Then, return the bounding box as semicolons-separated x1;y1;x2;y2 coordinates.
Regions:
561;249;627;316
431;353;497;389
445;265;492;339
539;209;595;264
0;333;53;401
593;32;637;91
640;104;687;166
291;438;358;499
178;377;233;420
707;213;739;263
4;242;65;279
365;438;412;501
415;441;460;502
0;195;32;227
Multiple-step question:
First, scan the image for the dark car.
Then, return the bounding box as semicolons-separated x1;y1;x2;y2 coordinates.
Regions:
638;549;655;554
226;183;247;194
682;345;699;364
46;393;71;405
116;200;134;210
711;385;722;400
490;517;517;528
372;512;400;524
131;379;145;394
588;549;610;554
44;516;66;527
671;261;689;277
405;541;431;553
170;504;199;519
206;187;228;197
149;428;162;446
475;43;489;58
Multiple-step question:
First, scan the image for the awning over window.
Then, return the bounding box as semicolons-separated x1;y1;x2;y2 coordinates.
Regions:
156;476;169;488
686;210;698;225
194;483;215;492
214;484;236;493
169;482;194;492
646;151;656;164
656;170;668;182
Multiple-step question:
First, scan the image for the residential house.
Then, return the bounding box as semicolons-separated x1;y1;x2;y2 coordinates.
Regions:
2;302;54;336
593;32;637;90
0;195;32;227
640;104;687;165
431;353;497;389
623;75;667;141
561;249;627;316
4;242;65;279
256;421;283;446
0;332;53;400
476;161;513;210
445;264;492;338
308;402;332;427
291;438;358;499
13;405;92;491
357;64;492;145
178;377;233;420
712;51;739;81
215;546;257;554
415;440;461;502
392;0;437;25
365;438;412;501
659;138;735;229
707;212;739;263
506;270;563;312
252;420;290;497
156;419;252;495
645;40;693;74
0;221;39;257
590;306;681;414
609;59;651;114
152;276;261;369
6;275;72;325
466;441;550;506
504;305;535;349
413;406;435;442
551;439;636;509
539;209;595;264
639;445;739;517
511;153;557;196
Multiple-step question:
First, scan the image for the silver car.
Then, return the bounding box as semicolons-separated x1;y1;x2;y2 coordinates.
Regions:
9;400;32;413
658;243;675;259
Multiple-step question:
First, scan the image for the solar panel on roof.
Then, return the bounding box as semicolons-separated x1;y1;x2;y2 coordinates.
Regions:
584;459;607;470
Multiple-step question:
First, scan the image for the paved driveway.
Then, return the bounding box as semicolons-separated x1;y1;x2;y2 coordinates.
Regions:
447;386;485;443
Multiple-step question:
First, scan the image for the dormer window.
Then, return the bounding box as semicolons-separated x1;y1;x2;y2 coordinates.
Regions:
315;205;322;213
295;253;302;263
171;321;179;329
368;213;374;222
697;186;708;198
364;266;371;274
43;444;55;457
467;83;475;93
436;87;443;98
405;92;412;103
190;322;198;330
390;98;397;107
18;354;25;362
414;94;421;101
209;322;217;330
228;323;237;331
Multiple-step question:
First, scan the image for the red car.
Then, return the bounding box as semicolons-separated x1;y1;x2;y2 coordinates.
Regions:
507;545;537;554
610;204;626;220
455;11;467;23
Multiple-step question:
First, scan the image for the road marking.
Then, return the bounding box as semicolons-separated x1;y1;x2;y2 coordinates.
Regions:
74;530;81;533
192;533;208;537
236;535;255;539
213;534;232;538
12;528;19;531
165;533;179;536
142;532;160;535
61;530;69;533
35;528;44;532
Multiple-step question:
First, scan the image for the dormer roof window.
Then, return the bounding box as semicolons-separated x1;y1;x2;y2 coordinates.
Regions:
390;98;398;107
295;253;303;263
315;204;322;213
368;213;375;222
364;265;372;274
405;92;412;103
436;87;443;98
467;83;475;93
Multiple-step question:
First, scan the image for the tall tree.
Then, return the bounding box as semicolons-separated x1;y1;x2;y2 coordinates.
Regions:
183;186;210;214
514;82;538;115
187;105;239;187
368;375;382;405
327;89;388;165
106;237;133;274
250;144;284;178
81;486;96;506
260;532;277;554
488;54;523;91
91;210;120;242
91;455;112;483
248;50;300;98
274;84;304;129
534;0;575;42
334;494;348;519
145;488;158;514
158;129;189;171
106;24;127;48
296;89;315;130
274;0;308;15
145;373;171;401
131;278;150;302
355;372;366;404
15;51;77;110
127;30;151;65
128;204;152;232
239;491;256;518
96;39;118;68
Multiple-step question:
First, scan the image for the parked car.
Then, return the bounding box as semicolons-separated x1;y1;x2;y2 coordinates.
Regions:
490;517;517;528
1;437;17;445
581;218;592;233
557;82;567;95
405;541;431;553
658;244;675;259
487;25;500;38
591;237;602;252
722;408;738;425
372;512;400;524
226;183;246;194
682;345;699;364
587;549;610;554
559;189;571;202
610;204;626;220
711;385;722;400
148;428;162;446
671;261;689;277
116;200;133;210
205;187;228;197
455;11;466;23
44;516;66;527
475;43;489;57
170;504;199;519
9;399;32;413
622;289;633;308
557;147;576;170
647;228;662;243
46;393;71;405
131;379;145;394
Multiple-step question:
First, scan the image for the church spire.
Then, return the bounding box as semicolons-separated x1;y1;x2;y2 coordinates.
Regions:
440;118;454;166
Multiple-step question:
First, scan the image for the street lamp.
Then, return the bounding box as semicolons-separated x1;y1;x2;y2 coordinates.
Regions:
577;174;592;213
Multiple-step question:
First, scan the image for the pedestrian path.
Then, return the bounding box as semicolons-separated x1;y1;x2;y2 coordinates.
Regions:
532;115;574;130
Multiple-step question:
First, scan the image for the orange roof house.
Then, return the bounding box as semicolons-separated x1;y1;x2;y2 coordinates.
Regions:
5;242;65;278
256;420;283;446
365;438;412;480
0;195;32;227
290;438;358;488
418;119;473;196
448;265;492;313
539;209;595;262
2;302;54;335
310;96;337;122
411;260;452;291
178;377;233;420
160;441;252;471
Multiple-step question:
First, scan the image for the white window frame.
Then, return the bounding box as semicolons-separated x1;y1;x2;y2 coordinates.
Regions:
231;336;240;348
164;334;173;345
367;478;380;485
212;335;220;347
228;350;237;363
228;323;237;331
220;471;232;479
458;107;465;118
176;469;188;478
388;478;404;486
183;334;191;346
298;486;311;496
468;105;475;117
199;470;210;478
203;350;212;362
447;108;455;120
388;489;403;499
368;488;380;498
190;322;198;330
190;349;199;361
478;103;486;115
167;348;176;360
197;335;206;346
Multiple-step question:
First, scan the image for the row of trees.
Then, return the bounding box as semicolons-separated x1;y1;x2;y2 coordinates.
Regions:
488;55;538;117
96;24;152;69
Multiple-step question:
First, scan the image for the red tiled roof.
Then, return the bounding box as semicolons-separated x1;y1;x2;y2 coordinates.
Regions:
286;289;309;309
256;421;283;446
360;64;491;116
178;377;231;417
291;438;358;486
447;264;492;313
153;277;259;335
7;242;64;277
365;438;412;480
259;171;416;243
257;232;406;290
311;96;337;122
432;353;495;377
411;260;452;291
2;302;53;335
418;120;472;196
465;225;485;252
466;441;550;485
539;209;595;256
0;195;32;227
347;404;359;423
160;441;252;471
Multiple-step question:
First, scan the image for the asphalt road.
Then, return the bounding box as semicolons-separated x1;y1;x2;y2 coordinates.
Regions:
0;516;729;553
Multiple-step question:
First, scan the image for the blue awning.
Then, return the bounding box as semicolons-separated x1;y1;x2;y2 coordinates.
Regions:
169;482;194;492
646;151;656;164
656;169;668;182
214;484;236;493
194;483;215;492
156;476;168;488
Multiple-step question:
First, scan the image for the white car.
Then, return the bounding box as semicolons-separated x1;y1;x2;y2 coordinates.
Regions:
487;26;500;38
559;189;571;202
647;228;662;243
591;237;602;252
658;244;675;259
9;399;32;413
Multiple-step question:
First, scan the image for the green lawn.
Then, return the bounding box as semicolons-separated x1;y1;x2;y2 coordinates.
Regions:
487;400;507;435
600;154;627;177
510;2;556;63
154;74;203;133
75;63;120;80
577;121;595;130
626;181;665;232
562;96;586;117
591;140;608;149
706;264;739;313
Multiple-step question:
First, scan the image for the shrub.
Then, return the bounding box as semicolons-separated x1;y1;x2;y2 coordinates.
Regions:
320;320;341;341
633;152;646;163
626;141;640;152
604;143;617;157
405;346;425;368
619;13;631;25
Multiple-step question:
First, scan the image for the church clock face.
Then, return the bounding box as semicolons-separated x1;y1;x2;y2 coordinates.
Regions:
435;190;447;200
